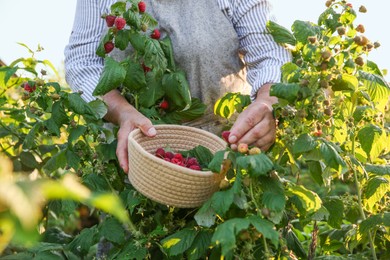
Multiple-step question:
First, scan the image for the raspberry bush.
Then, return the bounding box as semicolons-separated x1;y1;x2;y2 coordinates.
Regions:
1;1;389;259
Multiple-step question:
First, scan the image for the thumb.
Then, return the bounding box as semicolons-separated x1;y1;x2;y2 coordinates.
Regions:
136;118;157;137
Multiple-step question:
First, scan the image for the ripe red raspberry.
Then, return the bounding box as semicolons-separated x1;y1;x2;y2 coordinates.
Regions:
346;3;353;8
313;130;323;137
165;152;174;159
186;157;198;166
138;1;146;13
159;100;169;110
115;17;126;30
171;158;185;166
189;165;201;171
221;131;231;143
151;29;161;40
164;158;171;162
104;41;115;53
23;82;36;93
142;63;151;73
173;153;183;161
155;148;165;158
105;15;116;27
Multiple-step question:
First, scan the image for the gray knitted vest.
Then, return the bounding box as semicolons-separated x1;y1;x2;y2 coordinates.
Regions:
110;0;250;133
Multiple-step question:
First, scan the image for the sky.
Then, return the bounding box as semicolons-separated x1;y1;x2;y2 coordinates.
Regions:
0;0;389;81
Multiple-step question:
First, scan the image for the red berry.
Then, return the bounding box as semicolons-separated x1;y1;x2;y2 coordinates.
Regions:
159;100;169;110
173;153;183;161
115;17;126;30
165;152;174;159
221;131;231;143
151;29;161;40
142;63;151;73
105;15;116;27
171;158;184;166
313;130;323;137
186;157;198;166
138;1;146;13
164;157;171;162
155;148;165;158
23;82;36;93
104;41;115;53
189;165;201;171
346;3;353;8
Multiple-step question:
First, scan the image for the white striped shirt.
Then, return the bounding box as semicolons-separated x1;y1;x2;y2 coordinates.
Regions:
64;0;291;102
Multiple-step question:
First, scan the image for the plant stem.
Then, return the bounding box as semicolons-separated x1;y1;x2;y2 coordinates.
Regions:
249;181;270;258
351;133;377;260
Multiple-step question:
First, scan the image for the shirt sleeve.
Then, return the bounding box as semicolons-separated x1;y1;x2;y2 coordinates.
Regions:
64;0;113;102
223;0;292;100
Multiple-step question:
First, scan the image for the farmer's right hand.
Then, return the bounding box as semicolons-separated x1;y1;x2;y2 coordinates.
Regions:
103;90;156;172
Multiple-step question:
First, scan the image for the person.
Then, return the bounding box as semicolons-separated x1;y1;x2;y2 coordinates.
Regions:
64;0;291;173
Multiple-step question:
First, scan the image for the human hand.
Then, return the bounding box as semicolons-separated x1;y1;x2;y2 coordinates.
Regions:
103;90;156;173
227;84;277;151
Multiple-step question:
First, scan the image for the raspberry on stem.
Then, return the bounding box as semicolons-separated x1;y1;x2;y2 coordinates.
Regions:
115;17;126;30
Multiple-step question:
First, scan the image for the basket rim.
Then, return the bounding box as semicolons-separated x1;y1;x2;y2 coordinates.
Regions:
128;124;226;177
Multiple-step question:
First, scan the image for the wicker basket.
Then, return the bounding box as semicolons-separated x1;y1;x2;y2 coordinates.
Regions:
127;124;227;208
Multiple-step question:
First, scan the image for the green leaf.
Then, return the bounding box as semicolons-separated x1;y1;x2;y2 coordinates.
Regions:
207;150;226;174
3;66;18;85
365;164;390;175
162;71;191;111
20;151;39;169
66;226;99;257
212;218;251;256
284;228;307;259
96;141;117;162
138;71;165;108
100;217;125;244
323;197;344;228
357;124;387;160
287;185;322;215
67;93;94;115
129;32;147;54
281;62;301;83
331;74;358;91
293;133;317;155
65;149;81;170
43;118;60;137
22;123;41;149
43;149;67;174
163;97;206;123
88;193;130;224
144;39;167;74
318;8;342;33
114;241;147;260
160;36;176;71
211;188;235;216
267;20;296;46
51;101;69;126
359;70;390;111
110;1;126;14
307;161;324;185
124;9;141;30
359;212;390;234
213;93;251;119
96;33;111;58
194;200;216;228
187;230;212;260
69;126;86;144
236;153;274;177
259;176;286;213
93;57;126;96
88;99;108;119
249;216;279;247
122;58;146;91
292;20;322;43
364;176;390;211
140;13;158;28
115;29;131;50
161;228;197;256
320;141;347;172
270;83;300;103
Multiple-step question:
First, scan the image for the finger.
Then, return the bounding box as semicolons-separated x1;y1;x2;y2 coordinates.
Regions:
116;124;133;173
135;116;156;137
228;104;265;144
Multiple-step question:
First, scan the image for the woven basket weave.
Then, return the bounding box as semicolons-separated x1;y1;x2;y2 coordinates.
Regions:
127;124;227;208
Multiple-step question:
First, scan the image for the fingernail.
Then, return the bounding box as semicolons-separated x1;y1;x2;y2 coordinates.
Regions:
148;128;156;136
229;135;237;143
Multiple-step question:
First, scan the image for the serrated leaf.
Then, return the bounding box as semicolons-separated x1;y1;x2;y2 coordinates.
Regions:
357;124;387;160
281;62;301;83
93;57;126;96
320;141;347;172
212;218;251;256
210;188;235;216
100;217;125;244
214;93;251;119
115;29;131;50
293;133;317;155
267;20;296;46
307;161;324;185
140;13;158;28
162;71;191;111
284;228;307;259
65;149;81;170
110;1;126;14
88;193;130;224
187;231;212;260
129;31;146;54
114;241;147;260
292;20;322;43
66;226;99;257
236;153;274;177
359;70;390;111
22;123;41;149
67;93;94;115
122;58;146;91
270;83;300;103
259;176;286;213
51;101;69;126
43;118;60;137
194;200;216;228
331;74;358;92
161;228;197;256
124;9;141;30
359;212;390;234
138;72;164;108
318;8;342;33
287;185;322;215
249;216;279;247
323;197;344;228
144;39;167;74
43;149;67;174
365;164;390;175
364;176;390;211
88;99;108;119
160;36;176;71
20;151;39;169
163;97;206;123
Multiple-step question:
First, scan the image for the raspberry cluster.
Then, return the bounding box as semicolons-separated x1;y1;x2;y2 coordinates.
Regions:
154;148;202;171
